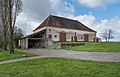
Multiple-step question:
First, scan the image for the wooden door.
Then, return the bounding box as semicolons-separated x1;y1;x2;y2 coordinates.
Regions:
94;38;96;42
84;35;89;42
96;38;99;42
60;32;66;42
74;36;77;42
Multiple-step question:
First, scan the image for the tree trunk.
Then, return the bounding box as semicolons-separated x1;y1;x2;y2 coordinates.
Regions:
9;0;14;54
4;35;7;51
9;31;14;53
3;23;8;51
0;0;22;52
0;0;9;51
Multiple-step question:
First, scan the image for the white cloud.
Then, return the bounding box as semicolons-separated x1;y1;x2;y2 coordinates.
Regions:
50;0;61;9
16;13;40;35
50;0;75;17
17;0;75;34
21;0;74;21
70;14;120;41
16;0;120;41
70;14;96;29
22;0;52;21
78;0;119;8
96;18;120;41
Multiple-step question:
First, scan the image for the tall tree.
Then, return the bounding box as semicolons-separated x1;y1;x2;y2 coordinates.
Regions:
0;0;9;50
0;23;4;48
108;29;114;42
8;0;23;53
101;29;114;42
0;0;22;53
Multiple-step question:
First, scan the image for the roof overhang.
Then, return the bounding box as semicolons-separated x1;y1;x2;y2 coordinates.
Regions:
21;27;46;39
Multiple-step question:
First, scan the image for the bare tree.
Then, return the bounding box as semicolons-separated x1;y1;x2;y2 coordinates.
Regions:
7;0;23;53
0;0;22;53
0;23;4;48
101;29;108;42
101;29;114;42
108;29;114;42
0;0;9;50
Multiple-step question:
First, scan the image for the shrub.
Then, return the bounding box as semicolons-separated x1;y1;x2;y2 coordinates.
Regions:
61;42;85;48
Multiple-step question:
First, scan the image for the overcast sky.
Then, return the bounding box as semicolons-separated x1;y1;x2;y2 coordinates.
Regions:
16;0;120;41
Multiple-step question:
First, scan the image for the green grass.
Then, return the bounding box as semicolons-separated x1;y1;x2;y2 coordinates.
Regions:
0;58;120;77
0;49;36;62
61;42;85;45
63;42;120;52
61;42;85;48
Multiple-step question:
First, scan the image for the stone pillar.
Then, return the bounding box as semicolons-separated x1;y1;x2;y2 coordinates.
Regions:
25;38;28;49
23;39;26;49
21;39;24;49
20;39;22;49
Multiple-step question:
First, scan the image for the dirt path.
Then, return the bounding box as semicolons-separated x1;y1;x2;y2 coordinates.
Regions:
27;49;120;62
0;49;120;64
0;56;51;64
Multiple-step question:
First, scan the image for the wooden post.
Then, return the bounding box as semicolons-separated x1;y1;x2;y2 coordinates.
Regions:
25;38;28;49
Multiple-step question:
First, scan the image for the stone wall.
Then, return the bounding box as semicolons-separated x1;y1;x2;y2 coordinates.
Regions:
44;38;61;49
46;26;96;42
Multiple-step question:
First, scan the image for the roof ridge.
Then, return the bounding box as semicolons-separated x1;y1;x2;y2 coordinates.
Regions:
50;15;78;22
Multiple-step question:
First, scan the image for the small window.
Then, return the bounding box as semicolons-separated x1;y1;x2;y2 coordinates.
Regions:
81;37;83;39
49;29;51;31
54;35;57;38
66;33;70;39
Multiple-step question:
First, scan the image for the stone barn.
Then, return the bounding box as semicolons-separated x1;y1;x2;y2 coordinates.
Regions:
20;15;98;49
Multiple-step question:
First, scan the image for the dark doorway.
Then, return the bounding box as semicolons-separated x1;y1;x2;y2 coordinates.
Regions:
71;36;73;42
74;36;77;42
94;38;96;42
96;38;99;42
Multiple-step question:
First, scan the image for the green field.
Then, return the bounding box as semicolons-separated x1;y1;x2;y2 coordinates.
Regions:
0;49;36;62
0;58;120;77
63;42;120;52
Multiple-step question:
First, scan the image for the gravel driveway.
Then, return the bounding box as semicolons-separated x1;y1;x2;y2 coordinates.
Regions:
27;49;120;62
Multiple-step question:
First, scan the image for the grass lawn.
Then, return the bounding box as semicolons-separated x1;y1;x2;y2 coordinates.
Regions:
63;42;120;52
0;58;120;77
0;49;37;62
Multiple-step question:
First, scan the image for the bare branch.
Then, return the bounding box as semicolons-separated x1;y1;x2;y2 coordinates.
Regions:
0;0;23;52
101;29;114;42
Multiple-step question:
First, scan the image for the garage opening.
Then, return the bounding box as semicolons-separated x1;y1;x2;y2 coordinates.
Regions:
27;29;46;49
28;39;45;48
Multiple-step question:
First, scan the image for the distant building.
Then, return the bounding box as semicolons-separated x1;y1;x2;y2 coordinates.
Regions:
20;15;98;49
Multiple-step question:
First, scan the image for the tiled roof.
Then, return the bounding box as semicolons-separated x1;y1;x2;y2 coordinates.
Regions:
33;15;96;32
